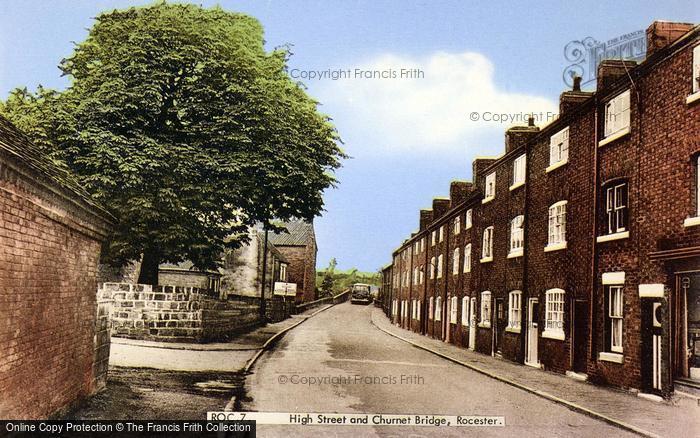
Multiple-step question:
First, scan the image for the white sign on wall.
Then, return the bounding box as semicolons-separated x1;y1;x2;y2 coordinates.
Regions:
274;282;297;296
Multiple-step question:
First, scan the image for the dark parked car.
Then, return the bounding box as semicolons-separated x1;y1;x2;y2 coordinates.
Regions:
350;284;372;304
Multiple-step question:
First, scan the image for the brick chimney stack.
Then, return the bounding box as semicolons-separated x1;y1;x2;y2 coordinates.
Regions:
646;21;695;57
432;198;451;220
560;75;592;113
505;123;539;154
596;59;638;92
419;209;433;231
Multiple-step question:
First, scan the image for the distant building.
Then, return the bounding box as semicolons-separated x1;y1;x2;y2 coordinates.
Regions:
266;220;318;303
221;228;289;300
0;114;113;418
159;261;222;294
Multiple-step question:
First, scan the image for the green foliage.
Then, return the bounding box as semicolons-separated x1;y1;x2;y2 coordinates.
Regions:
315;265;381;295
0;3;345;283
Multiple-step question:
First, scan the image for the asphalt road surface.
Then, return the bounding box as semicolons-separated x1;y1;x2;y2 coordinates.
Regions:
242;302;636;437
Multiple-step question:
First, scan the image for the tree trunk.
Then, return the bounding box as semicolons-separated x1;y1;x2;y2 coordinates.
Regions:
137;248;161;286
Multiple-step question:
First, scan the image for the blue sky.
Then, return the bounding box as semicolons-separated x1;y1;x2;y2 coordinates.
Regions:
1;1;697;272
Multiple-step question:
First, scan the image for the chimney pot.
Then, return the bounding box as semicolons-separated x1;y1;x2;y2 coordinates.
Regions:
527;116;535;127
573;76;582;92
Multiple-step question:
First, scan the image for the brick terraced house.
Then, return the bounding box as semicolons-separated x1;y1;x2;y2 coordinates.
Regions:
383;21;700;396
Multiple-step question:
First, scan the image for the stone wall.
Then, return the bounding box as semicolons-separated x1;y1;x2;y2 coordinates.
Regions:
104;283;260;342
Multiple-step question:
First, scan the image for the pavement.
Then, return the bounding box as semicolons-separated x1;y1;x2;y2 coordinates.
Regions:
242;302;649;437
370;306;700;438
109;304;333;372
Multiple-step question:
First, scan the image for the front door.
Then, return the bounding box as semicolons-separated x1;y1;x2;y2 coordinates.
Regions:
684;274;700;380
469;297;477;350
572;300;589;373
495;299;505;355
526;298;540;367
445;296;451;343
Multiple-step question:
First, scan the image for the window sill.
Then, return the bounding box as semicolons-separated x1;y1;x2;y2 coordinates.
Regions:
545;160;568;174
542;330;565;341
687;91;700;105
480;256;493;264
509;181;525;191
598;126;630;147
596;231;629;243
482;196;495;205
598;352;624;364
507;249;524;259
478;322;491;329
544;242;567;252
505;326;521;334
683;216;700;228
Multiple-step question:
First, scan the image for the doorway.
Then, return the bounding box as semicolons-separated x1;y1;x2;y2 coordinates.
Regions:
469;297;477;350
678;273;700;381
572;299;589;373
526;298;540;367
495;298;505;355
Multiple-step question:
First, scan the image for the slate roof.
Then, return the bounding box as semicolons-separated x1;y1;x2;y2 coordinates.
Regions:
263;219;315;247
0;114;112;221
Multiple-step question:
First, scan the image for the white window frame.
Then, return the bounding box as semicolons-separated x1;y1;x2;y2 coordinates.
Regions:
454;216;461;235
417;300;421;320
483;172;496;203
437;254;443;278
280;263;287;282
429;257;435;279
411;299;417;320
685;156;700;227
450;296;458;324
461;296;469;325
548;127;569;172
603;90;631;140
439;225;445;243
452;247;460;275
420;238;425;253
511;154;526;189
543;289;565;340
689;45;700;103
481;226;494;262
435;296;442;321
431;230;437;246
509;215;524;257
608;285;624;353
605;183;627;235
507;291;522;332
466;209;473;229
419;266;424;285
546;201;567;251
429;297;434;320
479;291;491;327
463;244;472;273
413;267;419;285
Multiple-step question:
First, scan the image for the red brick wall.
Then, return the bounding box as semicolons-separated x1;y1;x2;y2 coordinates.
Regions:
0;168;108;419
526;109;596;374
589;31;700;391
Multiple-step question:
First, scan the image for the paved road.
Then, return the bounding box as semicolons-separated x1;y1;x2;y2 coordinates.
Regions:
243;302;636;437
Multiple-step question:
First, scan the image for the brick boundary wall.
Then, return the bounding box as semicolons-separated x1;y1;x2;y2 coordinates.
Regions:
103;283;261;343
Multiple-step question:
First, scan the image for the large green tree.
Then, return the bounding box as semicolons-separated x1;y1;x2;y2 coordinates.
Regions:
0;3;345;284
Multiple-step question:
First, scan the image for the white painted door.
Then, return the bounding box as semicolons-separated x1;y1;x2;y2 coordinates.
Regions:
526;298;539;367
468;297;477;350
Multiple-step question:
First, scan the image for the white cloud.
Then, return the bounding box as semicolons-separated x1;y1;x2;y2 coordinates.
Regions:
316;51;558;153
